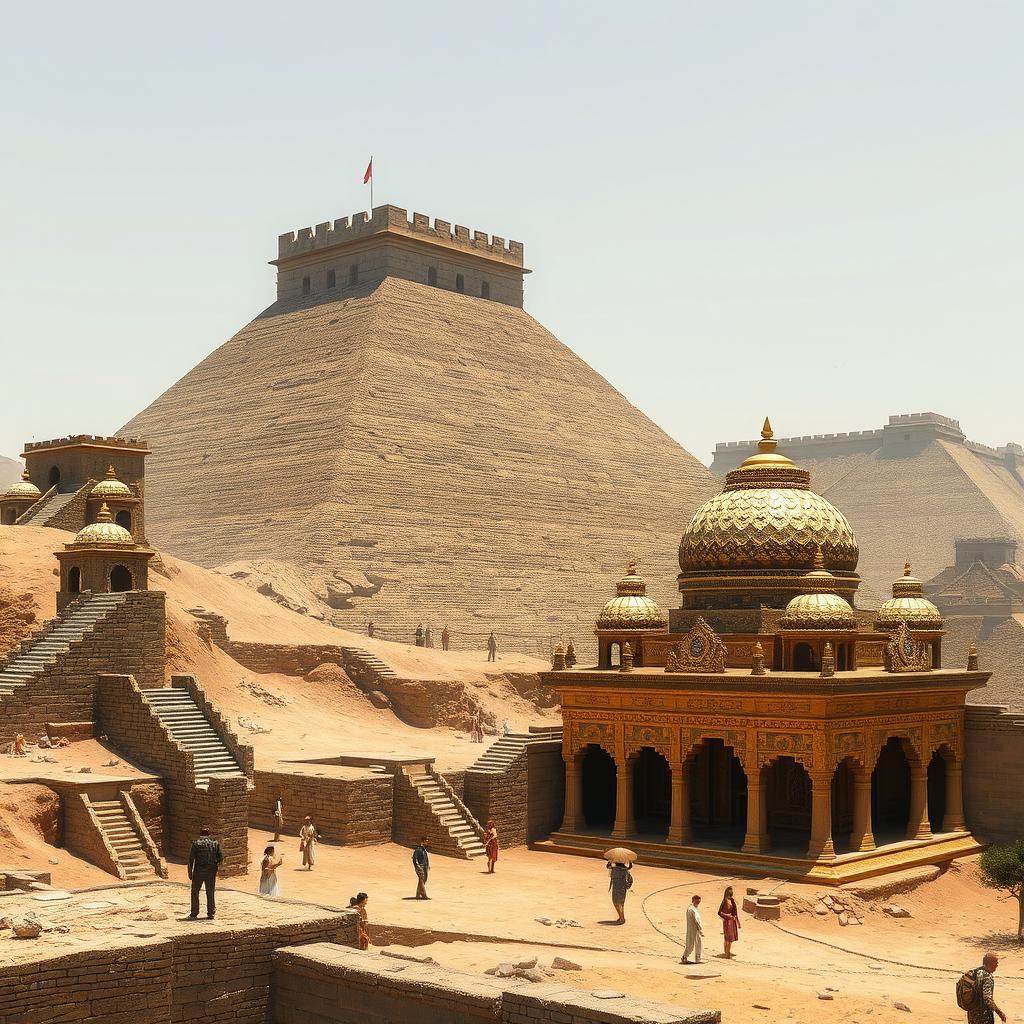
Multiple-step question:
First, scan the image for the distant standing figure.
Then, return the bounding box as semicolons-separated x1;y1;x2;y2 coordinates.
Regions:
259;845;282;897
425;625;434;648
12;734;26;756
272;796;284;841
962;953;1007;1024
299;816;318;870
718;886;740;957
566;640;577;668
608;861;633;924
471;711;484;743
681;895;704;964
349;892;370;949
412;837;430;899
502;718;511;737
441;625;450;651
487;632;497;662
367;620;375;638
484;819;499;874
187;826;223;920
415;623;424;647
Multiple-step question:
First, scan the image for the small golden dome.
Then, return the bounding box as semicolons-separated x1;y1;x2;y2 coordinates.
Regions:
780;551;856;628
73;503;134;546
875;561;944;630
597;561;667;630
3;469;41;499
90;466;132;499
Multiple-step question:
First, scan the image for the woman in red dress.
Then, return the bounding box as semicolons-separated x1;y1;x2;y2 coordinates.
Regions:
484;818;499;874
719;885;740;957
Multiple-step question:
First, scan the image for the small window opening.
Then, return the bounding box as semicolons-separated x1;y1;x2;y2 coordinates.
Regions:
455;274;465;293
301;276;311;295
49;466;61;487
427;266;437;286
481;281;490;299
326;269;336;289
68;566;81;594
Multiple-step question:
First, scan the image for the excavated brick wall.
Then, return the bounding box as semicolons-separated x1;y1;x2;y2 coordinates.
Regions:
63;792;123;878
252;770;393;846
45;482;92;533
0;591;165;742
965;704;1024;842
0;908;356;1024
527;743;565;842
96;673;251;875
172;673;254;780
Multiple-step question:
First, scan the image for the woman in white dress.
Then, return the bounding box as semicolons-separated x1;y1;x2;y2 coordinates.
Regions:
259;845;283;897
299;816;318;870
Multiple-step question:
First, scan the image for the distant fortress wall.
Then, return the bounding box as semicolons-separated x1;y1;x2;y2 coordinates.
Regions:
711;412;1024;476
272;204;529;309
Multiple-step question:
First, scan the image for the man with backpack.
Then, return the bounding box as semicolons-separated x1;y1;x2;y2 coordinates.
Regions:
187;826;224;920
958;953;1007;1023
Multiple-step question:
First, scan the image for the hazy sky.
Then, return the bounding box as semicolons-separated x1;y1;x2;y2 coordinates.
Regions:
2;1;1021;466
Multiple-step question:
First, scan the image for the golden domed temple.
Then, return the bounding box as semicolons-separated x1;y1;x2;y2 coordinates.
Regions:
540;419;987;883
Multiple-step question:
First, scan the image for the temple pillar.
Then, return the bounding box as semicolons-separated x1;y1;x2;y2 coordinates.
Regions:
742;767;770;853
808;771;835;861
907;764;932;840
942;760;967;833
849;766;876;851
612;755;633;838
562;755;583;832
668;760;692;845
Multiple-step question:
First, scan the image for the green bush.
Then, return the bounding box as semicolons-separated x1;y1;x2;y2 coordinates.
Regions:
979;841;1024;941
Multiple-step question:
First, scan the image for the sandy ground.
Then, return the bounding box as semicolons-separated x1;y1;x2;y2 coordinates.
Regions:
159;833;1024;1024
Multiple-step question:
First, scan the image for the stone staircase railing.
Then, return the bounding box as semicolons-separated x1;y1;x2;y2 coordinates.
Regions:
121;790;168;878
429;766;486;844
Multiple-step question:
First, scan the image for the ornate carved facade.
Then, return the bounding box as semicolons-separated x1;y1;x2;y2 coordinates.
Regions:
541;420;986;883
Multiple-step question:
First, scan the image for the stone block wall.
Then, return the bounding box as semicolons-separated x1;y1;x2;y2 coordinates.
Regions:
965;704;1024;842
0;591;165;742
272;943;720;1024
392;767;465;857
172;673;254;780
252;769;393;846
96;673;251;875
63;792;123;878
527;742;565;842
45;481;91;533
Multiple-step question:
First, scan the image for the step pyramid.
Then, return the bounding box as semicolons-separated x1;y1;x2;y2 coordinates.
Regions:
122;273;715;653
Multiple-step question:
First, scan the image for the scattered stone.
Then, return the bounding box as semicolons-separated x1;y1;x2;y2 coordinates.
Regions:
379;949;435;965
591;991;626;1000
517;968;545;983
489;963;516;978
78;767;92;774
894;1002;911;1012
826;987;838;992
514;957;538;970
814;906;829;916
838;912;849;926
12;917;42;939
0;916;11;929
884;905;911;918
535;917;552;926
818;992;834;1000
752;1005;771;1011
551;957;582;971
822;895;834;908
47;858;58;865
103;759;120;768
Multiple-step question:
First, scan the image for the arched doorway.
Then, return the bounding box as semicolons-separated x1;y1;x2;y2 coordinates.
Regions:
68;566;81;594
48;466;60;488
764;755;811;853
792;643;815;670
632;747;671;837
109;565;133;592
872;738;911;841
581;745;616;829
927;750;947;834
115;509;132;532
689;738;747;847
831;757;856;852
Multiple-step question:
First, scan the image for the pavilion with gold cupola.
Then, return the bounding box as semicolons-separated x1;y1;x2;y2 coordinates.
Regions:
540;419;987;883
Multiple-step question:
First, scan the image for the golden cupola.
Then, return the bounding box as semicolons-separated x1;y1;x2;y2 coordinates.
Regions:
90;465;133;499
875;562;944;631
780;548;857;629
3;469;41;499
597;561;667;630
678;418;860;609
72;503;135;546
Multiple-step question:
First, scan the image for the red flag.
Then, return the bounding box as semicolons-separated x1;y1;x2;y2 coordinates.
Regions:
363;158;373;185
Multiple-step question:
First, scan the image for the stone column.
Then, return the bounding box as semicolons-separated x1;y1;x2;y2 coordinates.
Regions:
849;766;876;851
742;766;770;853
907;764;932;840
942;760;966;832
668;760;692;845
808;771;836;861
612;755;633;839
561;755;583;832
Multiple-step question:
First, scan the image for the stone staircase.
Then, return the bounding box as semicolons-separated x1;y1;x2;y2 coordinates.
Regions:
90;799;160;880
469;731;553;773
142;688;246;789
0;593;128;697
406;765;486;858
18;489;81;526
341;646;397;680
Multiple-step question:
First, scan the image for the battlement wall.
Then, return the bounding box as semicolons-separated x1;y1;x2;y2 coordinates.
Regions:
278;204;524;266
24;434;149;453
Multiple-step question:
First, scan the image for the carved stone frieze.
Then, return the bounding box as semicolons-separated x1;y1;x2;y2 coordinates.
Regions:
666;617;726;674
569;721;614;755
624;724;675;761
884;621;932;673
757;731;814;767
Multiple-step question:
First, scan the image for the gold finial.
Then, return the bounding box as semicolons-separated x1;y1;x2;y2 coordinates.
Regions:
967;642;979;670
627;559;637;575
756;416;778;456
904;561;912;576
761;417;773;440
105;465;117;479
96;502;113;522
813;545;825;571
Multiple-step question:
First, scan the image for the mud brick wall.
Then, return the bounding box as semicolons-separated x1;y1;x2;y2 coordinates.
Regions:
45;482;91;534
965;704;1024;842
465;757;528;848
392;769;465;857
527;742;565;842
172;674;254;780
252;770;392;845
130;782;166;850
63;792;122;878
0;591;165;742
272;943;719;1024
0;906;356;1024
96;674;251;875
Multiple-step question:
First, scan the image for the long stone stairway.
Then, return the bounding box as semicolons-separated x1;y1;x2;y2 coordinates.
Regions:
18;489;81;526
0;593;128;696
468;728;564;773
142;688;246;789
406;765;486;858
90;799;160;880
341;646;397;680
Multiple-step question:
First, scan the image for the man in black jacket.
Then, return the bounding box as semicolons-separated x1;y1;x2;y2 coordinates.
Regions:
412;837;430;900
188;826;223;920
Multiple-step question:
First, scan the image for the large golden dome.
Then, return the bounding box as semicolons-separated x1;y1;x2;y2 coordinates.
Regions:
597;561;667;630
3;469;41;499
875;562;944;631
679;420;859;573
72;503;134;546
90;465;133;499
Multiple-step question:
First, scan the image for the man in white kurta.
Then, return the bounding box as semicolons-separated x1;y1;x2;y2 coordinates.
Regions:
681;895;704;964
